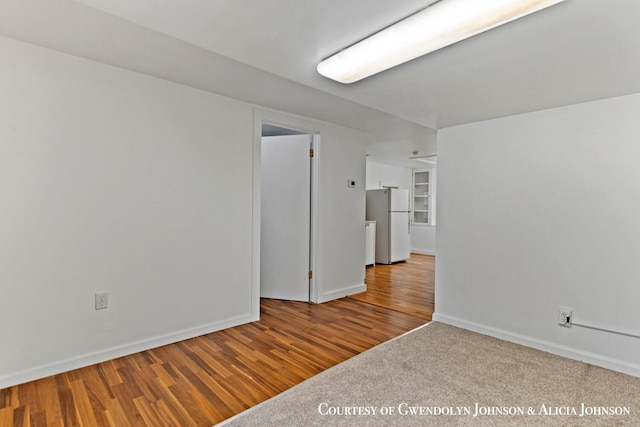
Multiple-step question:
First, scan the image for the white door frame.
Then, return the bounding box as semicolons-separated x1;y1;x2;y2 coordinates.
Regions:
252;109;321;313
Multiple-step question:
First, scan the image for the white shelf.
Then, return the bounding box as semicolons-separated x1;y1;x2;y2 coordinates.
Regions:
413;169;431;225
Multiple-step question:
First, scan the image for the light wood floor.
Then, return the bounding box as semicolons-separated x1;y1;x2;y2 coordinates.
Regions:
351;253;434;320
0;255;434;426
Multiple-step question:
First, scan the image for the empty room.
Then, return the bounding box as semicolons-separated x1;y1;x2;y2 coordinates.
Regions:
2;1;640;425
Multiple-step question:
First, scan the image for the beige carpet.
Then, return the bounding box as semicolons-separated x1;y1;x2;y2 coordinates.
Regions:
218;322;640;426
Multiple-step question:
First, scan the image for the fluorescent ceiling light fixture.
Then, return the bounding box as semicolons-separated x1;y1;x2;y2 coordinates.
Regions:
317;0;567;83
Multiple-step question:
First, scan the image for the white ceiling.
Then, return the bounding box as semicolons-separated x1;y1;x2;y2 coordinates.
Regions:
2;0;640;167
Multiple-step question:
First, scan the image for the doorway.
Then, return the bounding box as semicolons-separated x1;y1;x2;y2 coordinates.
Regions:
260;123;317;302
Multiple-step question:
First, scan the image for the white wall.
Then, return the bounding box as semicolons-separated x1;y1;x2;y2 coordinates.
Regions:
366;161;436;255
365;161;412;190
411;225;436;256
435;92;640;376
0;35;367;387
0;35;255;388
258;112;368;303
317;127;367;301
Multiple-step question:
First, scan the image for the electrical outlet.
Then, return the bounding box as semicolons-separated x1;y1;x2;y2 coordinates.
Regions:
558;307;572;327
95;292;108;310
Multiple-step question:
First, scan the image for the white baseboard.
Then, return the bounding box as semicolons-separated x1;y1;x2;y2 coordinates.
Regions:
411;249;436;256
0;313;258;389
433;312;640;378
317;283;366;304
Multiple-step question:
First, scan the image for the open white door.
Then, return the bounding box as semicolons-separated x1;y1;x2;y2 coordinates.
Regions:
260;134;312;301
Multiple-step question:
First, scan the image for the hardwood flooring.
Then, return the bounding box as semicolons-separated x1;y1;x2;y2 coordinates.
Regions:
0;256;434;426
351;253;434;320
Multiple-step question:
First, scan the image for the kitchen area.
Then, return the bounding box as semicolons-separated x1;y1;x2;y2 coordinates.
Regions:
365;160;436;267
358;159;436;321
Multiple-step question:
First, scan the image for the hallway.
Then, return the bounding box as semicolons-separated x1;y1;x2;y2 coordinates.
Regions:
350;253;434;320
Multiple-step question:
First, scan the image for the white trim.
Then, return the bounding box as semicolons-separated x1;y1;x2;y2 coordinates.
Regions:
309;134;321;303
317;283;366;304
251;110;262;319
411;249;436;256
0;313;256;389
433;313;640;378
254;108;323;303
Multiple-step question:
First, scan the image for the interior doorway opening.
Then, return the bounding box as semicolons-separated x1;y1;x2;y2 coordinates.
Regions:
260;123;318;303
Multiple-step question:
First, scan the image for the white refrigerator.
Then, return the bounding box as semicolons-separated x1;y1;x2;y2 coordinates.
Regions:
366;188;411;264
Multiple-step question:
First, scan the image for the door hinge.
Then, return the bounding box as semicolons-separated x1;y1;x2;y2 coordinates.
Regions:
308;270;313;279
309;148;314;158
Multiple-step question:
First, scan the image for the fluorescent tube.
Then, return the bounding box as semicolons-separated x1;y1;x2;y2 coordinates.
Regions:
317;0;567;83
